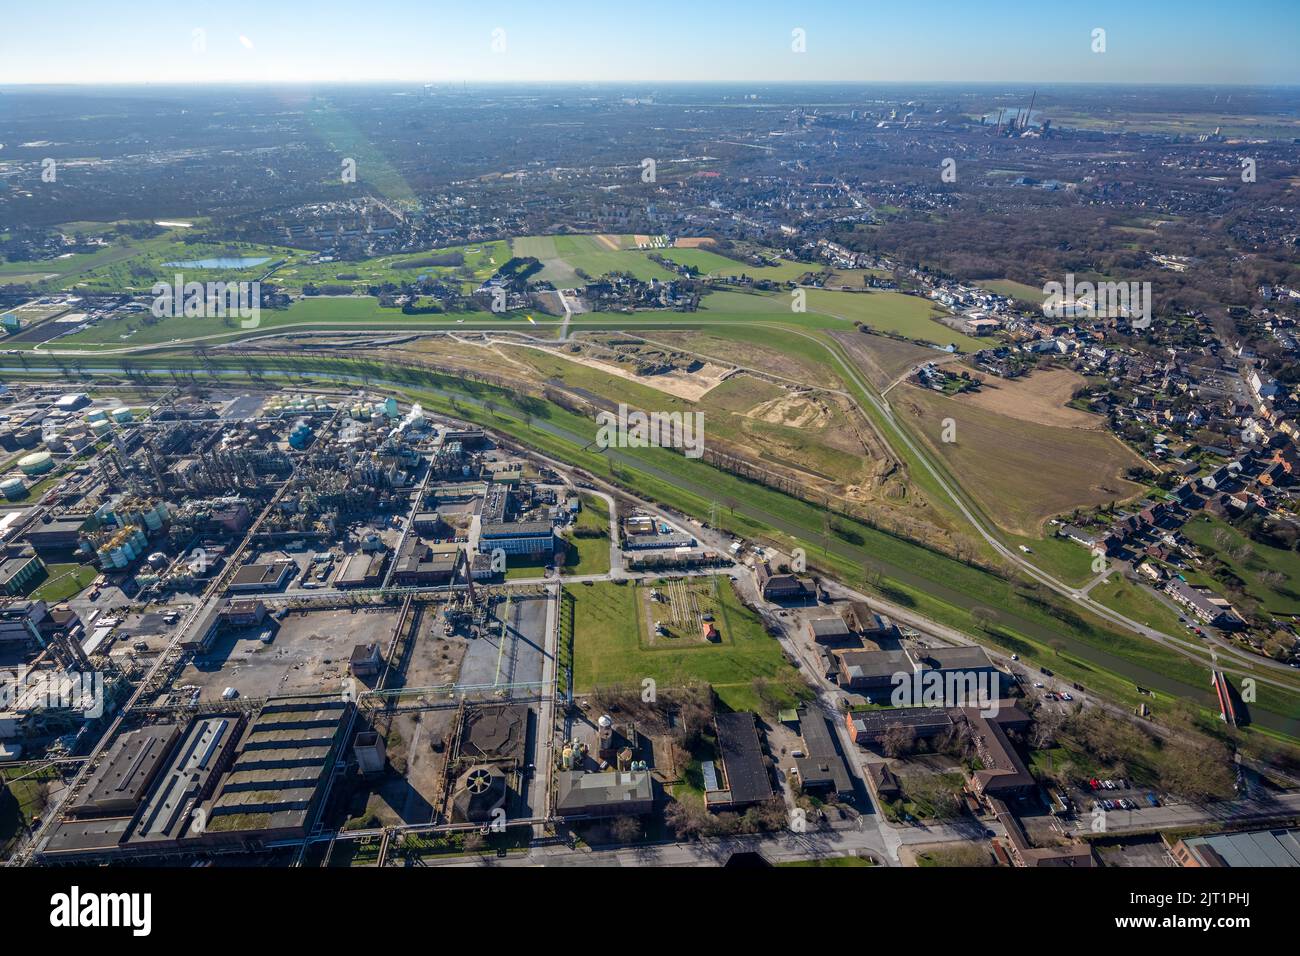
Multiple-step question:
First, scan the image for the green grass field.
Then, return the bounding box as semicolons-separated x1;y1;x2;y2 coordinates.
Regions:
512;235;676;285
29;563;97;602
1180;515;1300;616
274;240;508;294
560;493;612;575
1007;530;1099;588
1;238;171;288
804;288;989;352
567;579;804;712
977;278;1045;306
0;765;58;856
1090;575;1188;637
654;247;817;282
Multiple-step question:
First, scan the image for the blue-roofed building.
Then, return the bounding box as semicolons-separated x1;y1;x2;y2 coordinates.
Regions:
1172;827;1300;867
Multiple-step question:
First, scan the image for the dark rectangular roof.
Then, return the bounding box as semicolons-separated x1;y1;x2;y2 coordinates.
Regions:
849;706;953;737
798;708;838;755
555;770;653;813
480;520;553;538
910;646;995;672
714;711;773;806
838;648;911;680
809;616;852;637
71;724;181;816
228;559;294;589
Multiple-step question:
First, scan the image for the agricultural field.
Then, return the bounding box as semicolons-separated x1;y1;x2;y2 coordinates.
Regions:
511;234;674;286
822;267;893;288
893;383;1147;536
653;246;817;282
567;579;805;712
949;366;1101;430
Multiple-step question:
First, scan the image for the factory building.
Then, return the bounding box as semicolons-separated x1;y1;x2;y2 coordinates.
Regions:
68;725;183;817
479;519;556;557
227;559;296;593
0;554;45;596
704;711;774;811
203;697;350;840
554;770;654;818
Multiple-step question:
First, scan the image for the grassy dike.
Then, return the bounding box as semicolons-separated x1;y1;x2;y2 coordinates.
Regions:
16;351;1300;744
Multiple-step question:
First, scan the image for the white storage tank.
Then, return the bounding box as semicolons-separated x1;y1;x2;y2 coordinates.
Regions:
17;451;53;476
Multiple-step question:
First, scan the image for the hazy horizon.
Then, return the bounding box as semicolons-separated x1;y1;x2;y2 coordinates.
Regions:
2;0;1297;87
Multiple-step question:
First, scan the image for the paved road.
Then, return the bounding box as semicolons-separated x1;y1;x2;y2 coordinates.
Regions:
400;816;997;868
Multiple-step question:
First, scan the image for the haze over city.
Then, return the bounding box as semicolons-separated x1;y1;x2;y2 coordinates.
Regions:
2;0;1299;86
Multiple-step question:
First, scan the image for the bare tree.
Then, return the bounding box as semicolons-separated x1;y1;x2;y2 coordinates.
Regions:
881;723;917;758
608;815;642;844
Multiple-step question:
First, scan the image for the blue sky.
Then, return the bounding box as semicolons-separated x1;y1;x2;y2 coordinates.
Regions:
1;0;1296;86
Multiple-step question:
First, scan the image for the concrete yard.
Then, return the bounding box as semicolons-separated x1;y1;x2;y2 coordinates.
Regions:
175;604;401;702
456;591;548;690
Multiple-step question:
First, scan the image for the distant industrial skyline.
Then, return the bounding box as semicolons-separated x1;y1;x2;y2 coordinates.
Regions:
2;0;1298;87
